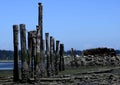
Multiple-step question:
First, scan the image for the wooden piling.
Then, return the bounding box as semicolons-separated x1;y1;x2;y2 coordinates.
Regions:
59;44;65;71
35;26;40;79
38;3;45;77
28;31;34;79
13;25;19;82
38;3;43;53
29;31;36;80
71;48;75;61
38;3;43;28
53;38;55;61
50;36;55;76
39;40;46;78
43;39;46;64
61;44;65;71
12;2;66;83
52;38;55;75
20;24;28;82
71;48;78;67
55;40;60;75
45;33;50;77
36;26;45;79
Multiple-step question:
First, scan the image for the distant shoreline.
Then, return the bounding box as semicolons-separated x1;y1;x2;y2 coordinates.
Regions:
0;60;21;63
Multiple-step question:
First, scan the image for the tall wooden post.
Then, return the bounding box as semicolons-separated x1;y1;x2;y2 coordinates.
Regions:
36;26;44;77
28;32;34;79
59;44;65;71
38;3;45;77
45;33;50;77
20;24;28;82
38;3;43;53
55;40;60;75
53;38;55;62
71;48;75;61
61;44;65;71
13;25;19;82
50;36;55;76
34;27;40;80
43;39;45;64
52;38;55;75
38;3;42;28
29;31;36;80
39;40;46;77
71;48;78;67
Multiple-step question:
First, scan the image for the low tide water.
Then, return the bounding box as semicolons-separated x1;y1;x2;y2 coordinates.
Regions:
0;62;21;70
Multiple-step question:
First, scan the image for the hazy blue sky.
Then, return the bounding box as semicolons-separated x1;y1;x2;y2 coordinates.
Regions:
0;0;120;50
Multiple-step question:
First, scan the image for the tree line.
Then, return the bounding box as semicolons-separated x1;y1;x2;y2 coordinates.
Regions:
0;49;120;60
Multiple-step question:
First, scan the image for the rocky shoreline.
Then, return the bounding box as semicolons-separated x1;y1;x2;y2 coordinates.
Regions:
65;55;120;67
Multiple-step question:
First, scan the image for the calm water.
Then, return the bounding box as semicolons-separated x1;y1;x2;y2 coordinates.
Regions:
0;62;21;70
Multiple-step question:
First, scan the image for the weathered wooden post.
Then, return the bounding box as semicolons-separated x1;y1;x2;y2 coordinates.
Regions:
38;3;42;28
59;44;65;71
53;38;55;55
36;26;44;77
38;3;46;77
52;38;55;75
71;48;75;61
71;48;78;67
43;39;46;65
13;25;19;82
29;31;36;80
50;36;55;76
38;3;44;55
28;31;34;80
55;40;60;75
35;27;40;80
45;33;50;77
61;44;65;71
20;24;28;82
30;31;36;78
40;44;46;77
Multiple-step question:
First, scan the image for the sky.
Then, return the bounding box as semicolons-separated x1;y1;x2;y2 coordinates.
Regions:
0;0;120;51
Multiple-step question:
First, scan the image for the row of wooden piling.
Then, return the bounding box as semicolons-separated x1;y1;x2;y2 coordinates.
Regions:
13;3;65;83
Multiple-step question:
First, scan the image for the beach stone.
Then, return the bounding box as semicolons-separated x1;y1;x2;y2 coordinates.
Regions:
68;55;120;67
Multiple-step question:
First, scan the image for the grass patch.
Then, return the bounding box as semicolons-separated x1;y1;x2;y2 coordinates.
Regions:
0;66;120;78
59;66;120;75
0;70;13;78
